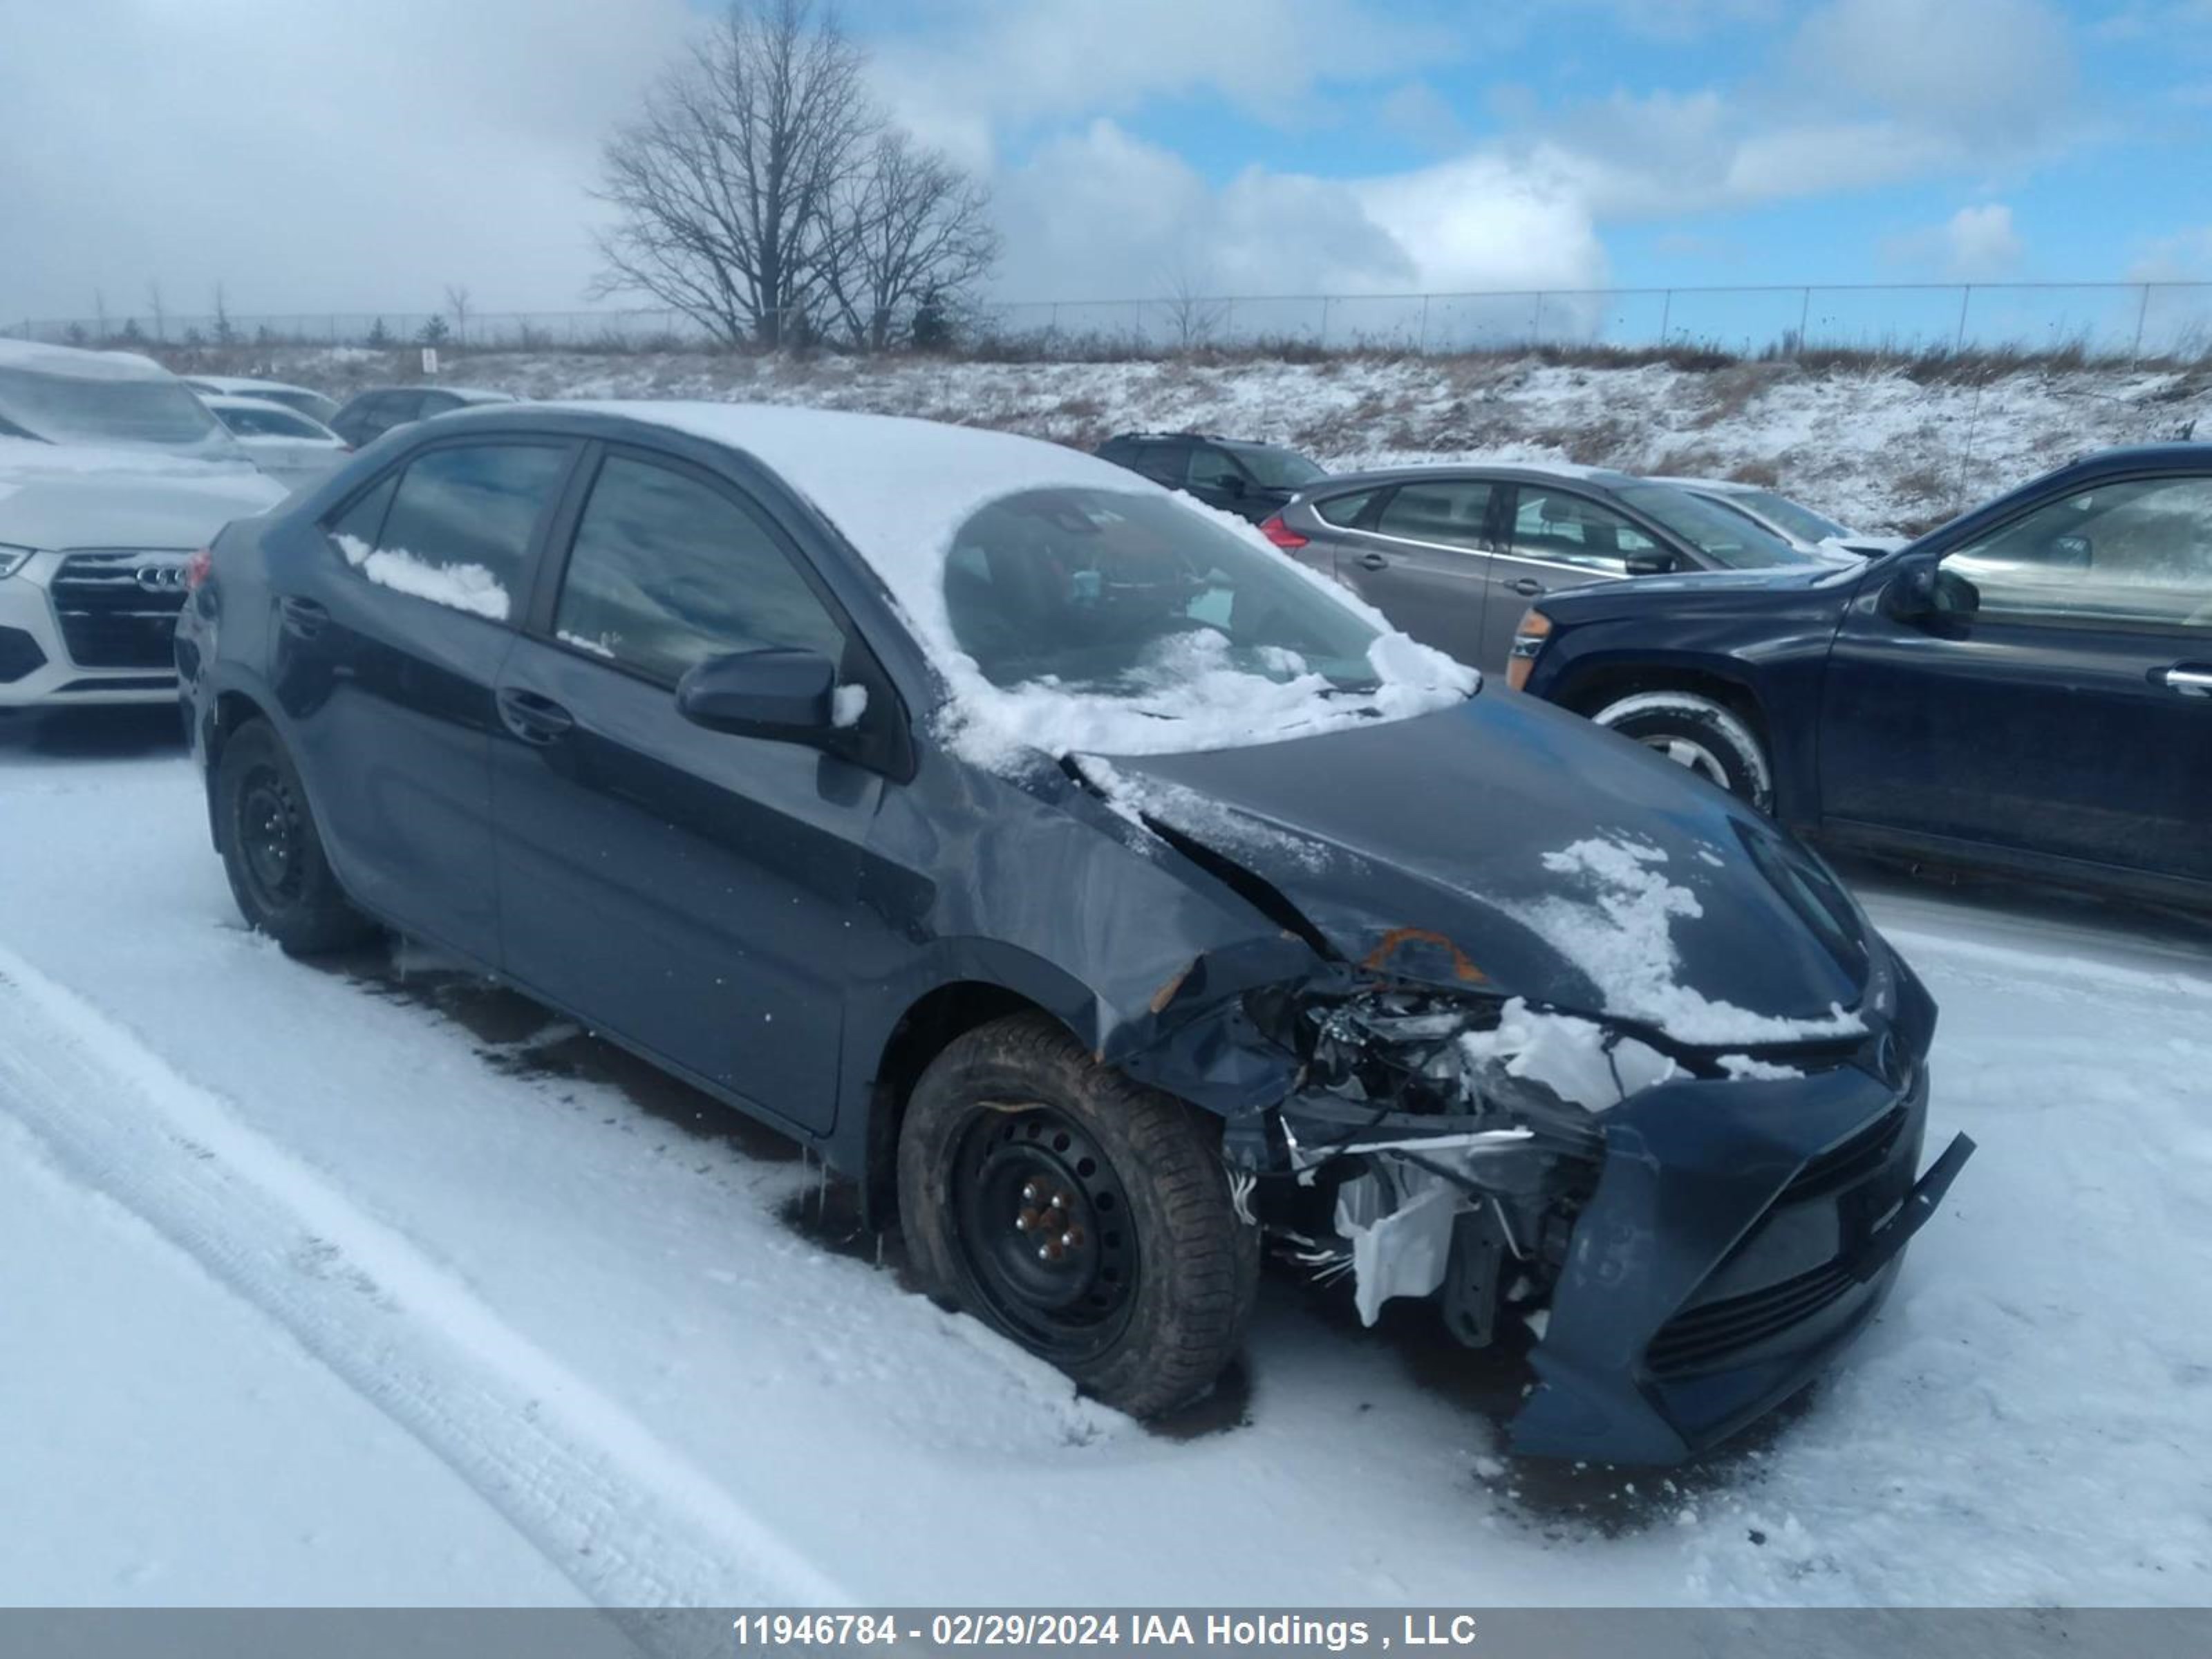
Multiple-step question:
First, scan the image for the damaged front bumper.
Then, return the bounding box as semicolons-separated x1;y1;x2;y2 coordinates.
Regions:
1201;955;1971;1465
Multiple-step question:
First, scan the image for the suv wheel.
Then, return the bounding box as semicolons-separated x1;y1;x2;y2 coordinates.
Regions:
897;1013;1258;1418
1593;689;1773;812
217;720;377;956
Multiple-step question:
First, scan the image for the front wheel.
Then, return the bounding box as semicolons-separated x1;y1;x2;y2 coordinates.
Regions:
897;1013;1258;1418
216;720;377;957
1593;689;1774;814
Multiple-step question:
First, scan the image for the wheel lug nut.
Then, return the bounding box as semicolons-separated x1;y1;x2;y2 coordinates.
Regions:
1022;1183;1039;1203
1036;1244;1051;1262
1060;1231;1074;1247
1013;1215;1029;1232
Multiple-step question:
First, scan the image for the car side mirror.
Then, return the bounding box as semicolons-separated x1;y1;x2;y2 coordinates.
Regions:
1623;551;1675;577
1887;557;1978;622
676;648;838;742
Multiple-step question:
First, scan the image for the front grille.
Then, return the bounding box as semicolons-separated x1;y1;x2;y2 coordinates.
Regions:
50;551;190;669
1648;1261;1859;1378
1785;1106;1906;1201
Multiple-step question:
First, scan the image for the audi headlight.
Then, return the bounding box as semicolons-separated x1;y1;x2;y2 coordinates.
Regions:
0;544;37;580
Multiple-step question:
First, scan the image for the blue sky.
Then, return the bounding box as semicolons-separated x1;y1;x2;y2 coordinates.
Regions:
846;0;2212;302
3;0;2209;324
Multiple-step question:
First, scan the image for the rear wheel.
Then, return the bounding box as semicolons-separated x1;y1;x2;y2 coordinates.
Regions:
216;720;377;956
897;1013;1257;1418
1593;689;1773;813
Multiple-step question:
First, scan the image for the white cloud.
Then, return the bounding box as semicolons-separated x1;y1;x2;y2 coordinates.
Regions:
987;120;1606;305
1789;0;2075;144
1885;204;2027;279
0;0;697;320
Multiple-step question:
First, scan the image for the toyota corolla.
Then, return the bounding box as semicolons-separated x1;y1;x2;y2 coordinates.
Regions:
176;402;1971;1463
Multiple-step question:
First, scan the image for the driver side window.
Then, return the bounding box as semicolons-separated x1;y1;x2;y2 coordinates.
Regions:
1944;476;2212;630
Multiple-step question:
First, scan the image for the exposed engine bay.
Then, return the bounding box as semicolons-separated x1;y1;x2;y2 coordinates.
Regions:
1221;983;1684;1345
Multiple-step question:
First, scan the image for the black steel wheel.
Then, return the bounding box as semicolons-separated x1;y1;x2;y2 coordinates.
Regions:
950;1103;1141;1362
898;1013;1258;1418
216;720;377;957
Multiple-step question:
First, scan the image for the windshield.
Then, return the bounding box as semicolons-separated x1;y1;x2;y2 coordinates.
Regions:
0;366;236;456
1729;489;1849;543
1618;483;1814;569
1225;444;1326;490
946;487;1386;700
260;387;343;425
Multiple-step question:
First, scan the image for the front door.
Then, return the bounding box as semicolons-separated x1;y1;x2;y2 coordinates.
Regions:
489;446;890;1134
1330;478;1497;669
1481;484;1656;667
1820;471;2212;885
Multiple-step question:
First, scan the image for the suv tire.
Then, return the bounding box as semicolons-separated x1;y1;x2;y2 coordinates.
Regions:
897;1012;1258;1418
1593;689;1773;813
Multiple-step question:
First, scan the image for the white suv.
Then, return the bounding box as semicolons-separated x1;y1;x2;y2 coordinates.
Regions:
1;341;286;709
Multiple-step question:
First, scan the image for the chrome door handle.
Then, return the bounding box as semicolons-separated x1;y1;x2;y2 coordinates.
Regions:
1356;552;1389;570
1508;577;1544;597
2161;666;2212;697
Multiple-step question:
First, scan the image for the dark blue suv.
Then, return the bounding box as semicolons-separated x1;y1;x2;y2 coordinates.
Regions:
174;400;1971;1462
1515;444;2212;910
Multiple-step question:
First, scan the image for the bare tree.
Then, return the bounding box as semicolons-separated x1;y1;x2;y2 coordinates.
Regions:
92;289;110;344
820;130;999;351
146;281;167;343
591;0;879;348
444;284;473;346
1159;261;1229;353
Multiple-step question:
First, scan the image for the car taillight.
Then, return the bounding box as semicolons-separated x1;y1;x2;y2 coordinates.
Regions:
1258;514;1308;550
185;548;214;592
1505;607;1551;692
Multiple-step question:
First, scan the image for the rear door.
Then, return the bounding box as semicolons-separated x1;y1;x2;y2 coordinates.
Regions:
1820;470;2212;886
489;444;896;1134
281;438;578;964
1329;477;1497;668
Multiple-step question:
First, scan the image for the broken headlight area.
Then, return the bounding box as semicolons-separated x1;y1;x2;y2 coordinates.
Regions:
1222;984;1687;1349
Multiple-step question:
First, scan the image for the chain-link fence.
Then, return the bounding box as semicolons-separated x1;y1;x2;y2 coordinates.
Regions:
7;281;2212;361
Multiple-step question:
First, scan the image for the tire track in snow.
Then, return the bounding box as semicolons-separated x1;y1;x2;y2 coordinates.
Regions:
0;943;850;1611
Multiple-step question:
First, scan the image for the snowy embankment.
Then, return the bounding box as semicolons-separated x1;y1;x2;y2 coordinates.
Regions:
2;720;2208;1606
255;344;2212;538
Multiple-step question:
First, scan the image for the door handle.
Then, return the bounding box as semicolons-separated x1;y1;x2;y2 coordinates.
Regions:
276;595;328;637
1356;552;1389;571
498;687;575;744
1508;577;1544;597
2161;666;2212;697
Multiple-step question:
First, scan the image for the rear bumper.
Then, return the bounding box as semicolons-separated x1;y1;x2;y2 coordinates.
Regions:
1510;1035;1969;1463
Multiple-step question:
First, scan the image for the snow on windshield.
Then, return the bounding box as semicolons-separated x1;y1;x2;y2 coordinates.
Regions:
1508;834;1865;1045
565;402;1477;767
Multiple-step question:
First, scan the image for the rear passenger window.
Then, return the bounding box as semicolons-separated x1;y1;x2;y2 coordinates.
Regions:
1377;480;1493;550
1315;489;1377;527
1124;442;1186;487
552;453;845;683
335;444;570;623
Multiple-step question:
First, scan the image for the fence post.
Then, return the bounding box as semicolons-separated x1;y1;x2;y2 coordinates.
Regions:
1533;292;1546;346
1658;289;1673;347
1953;285;1972;355
1797;286;1812;357
1417;294;1430;353
1318;295;1331;348
2132;284;2152;364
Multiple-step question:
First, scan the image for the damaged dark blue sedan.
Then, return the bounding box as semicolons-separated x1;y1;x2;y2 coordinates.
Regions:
175;402;1972;1463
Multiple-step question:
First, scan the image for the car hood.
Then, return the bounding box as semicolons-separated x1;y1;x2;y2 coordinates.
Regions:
0;451;284;549
1615;563;1853;598
1090;693;1873;1047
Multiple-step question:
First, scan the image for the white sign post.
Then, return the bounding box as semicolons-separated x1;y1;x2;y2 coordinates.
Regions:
421;346;439;376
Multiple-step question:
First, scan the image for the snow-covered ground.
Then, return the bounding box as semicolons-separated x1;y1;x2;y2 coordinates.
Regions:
227;344;2212;538
3;706;2209;1608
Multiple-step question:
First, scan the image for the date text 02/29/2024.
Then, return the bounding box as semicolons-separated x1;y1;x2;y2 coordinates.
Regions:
729;1612;1485;1649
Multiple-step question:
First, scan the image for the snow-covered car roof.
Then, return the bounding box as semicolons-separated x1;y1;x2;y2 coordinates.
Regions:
187;374;323;399
556;400;1478;764
0;337;177;382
